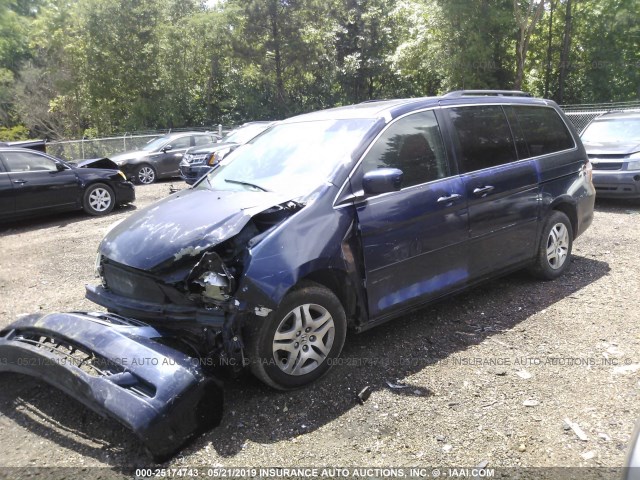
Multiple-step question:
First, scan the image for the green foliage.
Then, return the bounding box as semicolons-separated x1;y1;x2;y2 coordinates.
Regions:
0;0;637;139
0;124;29;141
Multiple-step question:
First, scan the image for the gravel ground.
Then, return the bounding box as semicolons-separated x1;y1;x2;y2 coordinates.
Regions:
0;182;639;476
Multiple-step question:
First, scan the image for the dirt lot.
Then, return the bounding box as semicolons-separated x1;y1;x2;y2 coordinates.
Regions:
0;182;639;476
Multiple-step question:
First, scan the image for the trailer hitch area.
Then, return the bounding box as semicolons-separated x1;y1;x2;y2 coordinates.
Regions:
0;311;224;462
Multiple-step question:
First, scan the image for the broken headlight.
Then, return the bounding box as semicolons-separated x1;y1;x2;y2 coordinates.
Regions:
188;251;235;303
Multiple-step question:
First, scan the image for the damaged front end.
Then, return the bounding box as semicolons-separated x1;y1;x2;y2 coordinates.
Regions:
0;311;223;462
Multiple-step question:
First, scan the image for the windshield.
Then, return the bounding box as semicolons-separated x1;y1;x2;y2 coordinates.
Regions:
196;118;376;195
581;117;640;143
142;136;170;152
224;123;271;145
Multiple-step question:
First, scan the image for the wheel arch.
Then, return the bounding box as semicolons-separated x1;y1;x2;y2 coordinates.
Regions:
548;197;578;238
296;269;361;328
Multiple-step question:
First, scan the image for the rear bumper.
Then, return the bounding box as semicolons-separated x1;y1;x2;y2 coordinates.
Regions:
0;311;223;461
593;170;640;198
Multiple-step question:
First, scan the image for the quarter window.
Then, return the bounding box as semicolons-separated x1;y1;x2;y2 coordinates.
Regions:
447;105;517;173
360;110;449;188
2;151;58;172
513;106;575;156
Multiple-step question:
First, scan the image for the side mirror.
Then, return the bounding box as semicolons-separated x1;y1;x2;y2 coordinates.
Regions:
55;163;66;172
162;144;173;152
363;168;403;195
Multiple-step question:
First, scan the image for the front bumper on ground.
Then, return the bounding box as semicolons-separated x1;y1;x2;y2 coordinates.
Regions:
0;311;223;461
592;170;640;198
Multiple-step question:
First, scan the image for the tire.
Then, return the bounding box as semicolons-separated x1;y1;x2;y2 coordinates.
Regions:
246;282;347;390
83;183;115;216
529;210;573;280
134;164;156;185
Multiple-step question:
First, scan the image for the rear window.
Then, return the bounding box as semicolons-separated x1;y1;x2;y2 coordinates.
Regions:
513;106;575;157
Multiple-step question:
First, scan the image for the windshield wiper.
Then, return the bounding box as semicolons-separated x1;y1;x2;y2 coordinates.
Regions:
225;178;269;192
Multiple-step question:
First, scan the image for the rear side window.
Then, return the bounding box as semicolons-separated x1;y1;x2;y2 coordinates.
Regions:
513;106;575;156
170;136;192;149
446;105;517;173
360;110;449;188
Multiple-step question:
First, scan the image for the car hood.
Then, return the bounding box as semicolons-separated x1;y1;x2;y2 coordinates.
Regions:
99;188;296;271
71;157;120;170
110;150;154;162
582;140;640;156
186;141;239;155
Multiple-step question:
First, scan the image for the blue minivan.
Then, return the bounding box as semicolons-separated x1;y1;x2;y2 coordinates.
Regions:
87;91;595;390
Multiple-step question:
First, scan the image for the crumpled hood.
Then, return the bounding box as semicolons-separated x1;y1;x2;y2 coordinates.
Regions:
100;188;295;271
583;140;640;156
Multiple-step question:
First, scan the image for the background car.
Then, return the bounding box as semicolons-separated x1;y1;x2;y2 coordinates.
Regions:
110;131;220;185
179;122;273;185
580;111;640;198
0;147;135;220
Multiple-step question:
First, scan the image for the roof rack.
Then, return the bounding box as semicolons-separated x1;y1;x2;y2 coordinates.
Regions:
444;90;533;98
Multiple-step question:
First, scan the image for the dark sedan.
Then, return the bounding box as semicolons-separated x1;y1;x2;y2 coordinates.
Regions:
179;122;273;185
111;132;220;185
0;147;135;220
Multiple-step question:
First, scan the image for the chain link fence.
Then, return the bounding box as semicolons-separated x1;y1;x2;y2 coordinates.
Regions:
43;103;640;161
46;125;232;161
562;101;640;133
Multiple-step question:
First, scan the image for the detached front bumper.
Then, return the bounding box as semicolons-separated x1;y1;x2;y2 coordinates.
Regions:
0;311;223;461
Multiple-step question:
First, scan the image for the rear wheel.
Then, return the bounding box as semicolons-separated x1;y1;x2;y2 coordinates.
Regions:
134;164;156;185
529;210;573;280
246;282;347;390
83;183;114;216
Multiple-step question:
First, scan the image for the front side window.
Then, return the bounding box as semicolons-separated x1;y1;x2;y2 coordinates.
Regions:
447;105;517;173
2;151;58;172
359;110;449;188
514;106;575;156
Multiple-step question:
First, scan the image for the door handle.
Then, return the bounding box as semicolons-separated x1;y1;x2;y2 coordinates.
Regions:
436;193;462;204
472;185;495;196
12;179;27;185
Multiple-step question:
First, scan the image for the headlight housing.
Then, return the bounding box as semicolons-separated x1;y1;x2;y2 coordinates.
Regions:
627;152;640;170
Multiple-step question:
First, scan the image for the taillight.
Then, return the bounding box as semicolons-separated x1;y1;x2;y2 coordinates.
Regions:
584;160;593;183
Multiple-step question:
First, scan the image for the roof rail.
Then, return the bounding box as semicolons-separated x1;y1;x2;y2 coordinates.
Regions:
444;90;533;98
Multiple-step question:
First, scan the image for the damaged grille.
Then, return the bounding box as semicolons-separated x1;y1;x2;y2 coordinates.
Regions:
11;329;156;398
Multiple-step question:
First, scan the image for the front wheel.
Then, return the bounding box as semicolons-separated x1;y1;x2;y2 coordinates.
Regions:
83;183;114;216
246;282;347;390
134;164;156;185
529;210;573;280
